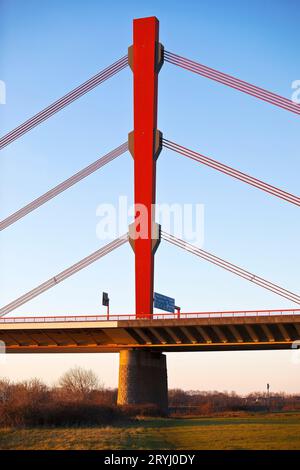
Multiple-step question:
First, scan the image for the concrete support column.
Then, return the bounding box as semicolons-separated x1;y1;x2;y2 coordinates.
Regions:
117;349;168;413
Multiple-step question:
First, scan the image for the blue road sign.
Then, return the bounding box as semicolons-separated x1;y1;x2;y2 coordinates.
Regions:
154;292;175;313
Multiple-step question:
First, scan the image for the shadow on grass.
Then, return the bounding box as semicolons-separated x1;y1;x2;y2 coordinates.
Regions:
128;413;300;429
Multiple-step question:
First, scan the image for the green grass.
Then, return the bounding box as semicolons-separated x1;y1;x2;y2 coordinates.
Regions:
0;413;300;450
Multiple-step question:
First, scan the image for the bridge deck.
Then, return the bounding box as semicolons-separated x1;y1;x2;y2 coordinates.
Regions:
0;314;299;353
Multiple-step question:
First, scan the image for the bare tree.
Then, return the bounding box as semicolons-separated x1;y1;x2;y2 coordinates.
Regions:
58;366;102;400
0;378;11;403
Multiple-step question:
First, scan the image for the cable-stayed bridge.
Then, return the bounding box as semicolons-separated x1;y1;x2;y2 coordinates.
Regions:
1;17;299;411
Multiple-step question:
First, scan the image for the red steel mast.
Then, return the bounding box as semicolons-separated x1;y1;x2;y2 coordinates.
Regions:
128;17;163;318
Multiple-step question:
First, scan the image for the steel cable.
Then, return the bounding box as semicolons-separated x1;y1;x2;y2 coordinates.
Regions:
165;51;300;115
0;142;128;231
163;139;300;207
162;231;300;305
0;235;128;317
0;55;128;150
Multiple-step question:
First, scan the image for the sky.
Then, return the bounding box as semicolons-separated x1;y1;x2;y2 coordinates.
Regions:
0;0;299;393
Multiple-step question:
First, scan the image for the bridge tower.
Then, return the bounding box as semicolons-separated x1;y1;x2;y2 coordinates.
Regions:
117;16;168;412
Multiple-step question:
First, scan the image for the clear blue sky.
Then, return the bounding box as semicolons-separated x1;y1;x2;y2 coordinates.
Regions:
0;0;299;393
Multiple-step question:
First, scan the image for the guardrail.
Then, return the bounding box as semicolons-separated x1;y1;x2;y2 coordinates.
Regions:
0;308;299;324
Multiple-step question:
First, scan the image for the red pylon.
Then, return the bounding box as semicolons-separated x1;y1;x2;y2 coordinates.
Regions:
128;17;163;318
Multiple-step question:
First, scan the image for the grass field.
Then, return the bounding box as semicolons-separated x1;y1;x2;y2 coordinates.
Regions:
0;413;299;450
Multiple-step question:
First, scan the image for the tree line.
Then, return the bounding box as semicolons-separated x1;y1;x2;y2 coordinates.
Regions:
0;367;299;426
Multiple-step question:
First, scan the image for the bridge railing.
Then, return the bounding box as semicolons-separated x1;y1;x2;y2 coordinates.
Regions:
0;308;299;324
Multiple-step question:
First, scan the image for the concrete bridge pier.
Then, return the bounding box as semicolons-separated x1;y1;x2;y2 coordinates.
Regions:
117;349;168;413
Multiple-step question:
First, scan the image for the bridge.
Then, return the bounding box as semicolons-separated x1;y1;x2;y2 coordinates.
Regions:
1;310;300;353
0;17;299;412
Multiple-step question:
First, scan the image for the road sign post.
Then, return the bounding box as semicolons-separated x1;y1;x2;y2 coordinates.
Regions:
175;306;181;318
102;292;110;320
